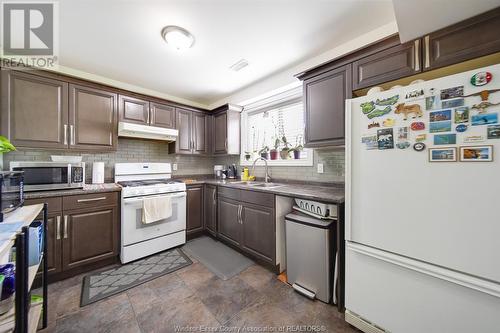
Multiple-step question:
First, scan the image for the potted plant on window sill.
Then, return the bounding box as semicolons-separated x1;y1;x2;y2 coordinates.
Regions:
290;136;303;159
0;136;16;154
244;151;252;161
270;137;279;160
259;146;269;159
280;136;291;160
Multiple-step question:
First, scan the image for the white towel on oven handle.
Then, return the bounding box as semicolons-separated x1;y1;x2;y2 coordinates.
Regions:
142;196;172;224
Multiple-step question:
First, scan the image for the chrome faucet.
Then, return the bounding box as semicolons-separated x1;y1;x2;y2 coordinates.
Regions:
251;157;271;183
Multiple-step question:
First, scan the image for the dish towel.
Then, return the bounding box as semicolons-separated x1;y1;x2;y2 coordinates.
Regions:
142;196;172;224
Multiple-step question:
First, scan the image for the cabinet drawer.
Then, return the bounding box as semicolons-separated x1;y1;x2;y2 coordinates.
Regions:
25;196;62;214
63;192;118;211
218;186;240;200
240;190;275;208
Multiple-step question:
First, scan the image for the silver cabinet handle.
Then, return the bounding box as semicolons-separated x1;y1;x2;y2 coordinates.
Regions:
240;205;244;224
63;124;68;145
237;205;243;224
414;39;420;72
212;190;216;206
424;35;430;69
70;124;75;145
63;215;68;239
56;215;61;240
225;138;228;151
77;196;107;203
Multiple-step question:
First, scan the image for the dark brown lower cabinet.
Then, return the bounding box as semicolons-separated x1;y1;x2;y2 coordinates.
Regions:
217;197;241;247
241;203;275;264
62;207;118;271
46;214;63;275
204;185;217;236
217;189;276;267
186;185;204;236
26;191;119;281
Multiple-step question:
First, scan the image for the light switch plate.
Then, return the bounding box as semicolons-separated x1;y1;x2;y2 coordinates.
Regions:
317;163;324;173
173;164;178;171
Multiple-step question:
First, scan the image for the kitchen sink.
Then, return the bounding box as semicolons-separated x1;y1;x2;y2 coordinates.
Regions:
230;181;283;188
249;182;282;188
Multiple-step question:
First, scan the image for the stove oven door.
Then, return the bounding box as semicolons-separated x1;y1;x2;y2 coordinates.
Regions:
122;191;187;246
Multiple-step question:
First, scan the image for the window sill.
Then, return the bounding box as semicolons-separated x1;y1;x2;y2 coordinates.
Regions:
240;159;313;167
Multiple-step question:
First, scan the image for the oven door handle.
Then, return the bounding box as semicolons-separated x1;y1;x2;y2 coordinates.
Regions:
123;192;187;204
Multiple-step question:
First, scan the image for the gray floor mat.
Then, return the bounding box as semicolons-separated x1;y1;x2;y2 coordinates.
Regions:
182;237;254;280
81;248;191;306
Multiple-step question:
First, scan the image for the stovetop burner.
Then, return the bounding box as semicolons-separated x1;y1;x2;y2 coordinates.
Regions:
117;179;183;187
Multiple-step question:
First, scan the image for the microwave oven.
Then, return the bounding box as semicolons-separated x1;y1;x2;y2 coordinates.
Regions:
0;171;24;221
10;161;85;191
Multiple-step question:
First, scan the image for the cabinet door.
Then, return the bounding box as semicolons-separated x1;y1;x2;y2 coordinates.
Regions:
150;102;175;129
304;64;352;147
241;203;275;264
118;95;150;125
69;84;118;150
62;207;118;271
204;185;217;236
214;112;227;154
46;214;63;274
424;8;500;71
217;197;241;247
1;70;68;149
25;198;63;275
192;113;207;155
174;108;193;154
186;185;204;235
352;40;421;90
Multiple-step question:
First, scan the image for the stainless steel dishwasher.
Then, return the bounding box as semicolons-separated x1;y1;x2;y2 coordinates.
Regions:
285;210;337;303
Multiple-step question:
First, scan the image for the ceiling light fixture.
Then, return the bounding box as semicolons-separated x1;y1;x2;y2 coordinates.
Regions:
161;26;195;50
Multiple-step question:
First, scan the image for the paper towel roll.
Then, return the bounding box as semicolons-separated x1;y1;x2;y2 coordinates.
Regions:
92;162;105;184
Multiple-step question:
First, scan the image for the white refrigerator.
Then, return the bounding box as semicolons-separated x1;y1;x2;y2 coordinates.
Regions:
345;64;500;333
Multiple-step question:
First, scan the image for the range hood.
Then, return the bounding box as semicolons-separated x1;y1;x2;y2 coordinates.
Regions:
118;122;178;142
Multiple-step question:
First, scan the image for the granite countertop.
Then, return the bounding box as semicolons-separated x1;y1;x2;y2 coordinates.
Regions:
23;183;122;199
176;175;345;204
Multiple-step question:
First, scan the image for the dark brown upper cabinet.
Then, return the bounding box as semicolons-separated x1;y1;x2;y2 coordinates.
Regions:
170;108;207;155
303;64;352;148
69;84;118;151
352;40;421;90
174;108;192;154
150;102;175;129
1;70;69;149
118;95;150;125
423;7;500;71
211;104;242;155
192;112;207;155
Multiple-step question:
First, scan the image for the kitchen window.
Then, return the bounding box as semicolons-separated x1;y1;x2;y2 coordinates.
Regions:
240;86;313;166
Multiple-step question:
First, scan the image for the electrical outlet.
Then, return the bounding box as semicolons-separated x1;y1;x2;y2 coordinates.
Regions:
317;163;324;173
173;164;178;171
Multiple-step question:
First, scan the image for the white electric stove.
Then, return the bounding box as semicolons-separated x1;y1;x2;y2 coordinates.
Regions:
115;163;186;263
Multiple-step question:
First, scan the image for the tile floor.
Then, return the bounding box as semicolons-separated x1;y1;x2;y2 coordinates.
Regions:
37;253;359;333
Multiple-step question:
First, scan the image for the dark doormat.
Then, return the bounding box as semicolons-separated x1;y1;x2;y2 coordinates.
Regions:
80;248;191;306
182;236;253;280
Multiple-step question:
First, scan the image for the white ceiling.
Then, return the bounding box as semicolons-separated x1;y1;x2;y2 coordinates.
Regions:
393;0;500;43
59;0;396;106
